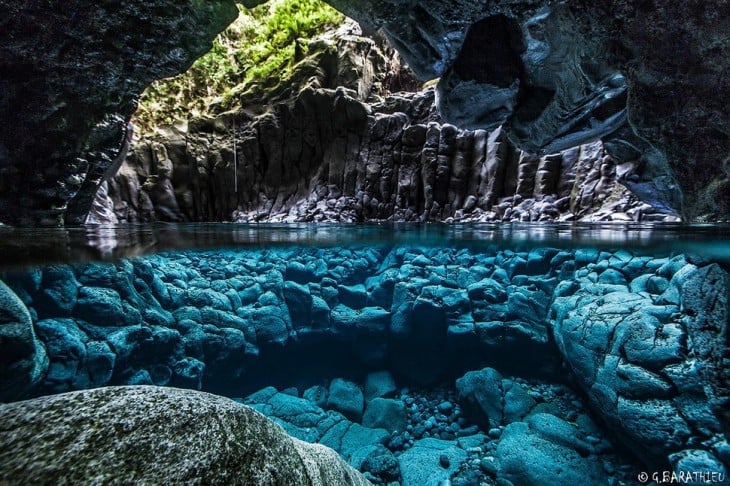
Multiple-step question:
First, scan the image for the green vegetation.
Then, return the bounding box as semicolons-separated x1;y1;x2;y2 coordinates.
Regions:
134;0;344;132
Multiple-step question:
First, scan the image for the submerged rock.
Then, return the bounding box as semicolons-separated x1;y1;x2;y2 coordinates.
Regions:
0;386;370;485
496;414;607;486
398;438;467;486
551;258;729;468
0;280;48;402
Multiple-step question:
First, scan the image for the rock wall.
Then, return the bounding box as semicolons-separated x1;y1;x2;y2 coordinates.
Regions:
551;253;729;468
1;245;727;472
0;0;240;226
0;385;370;485
327;0;730;221
102;90;673;223
1;0;727;224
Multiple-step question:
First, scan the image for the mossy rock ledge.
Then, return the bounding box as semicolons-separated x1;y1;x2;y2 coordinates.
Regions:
0;385;371;485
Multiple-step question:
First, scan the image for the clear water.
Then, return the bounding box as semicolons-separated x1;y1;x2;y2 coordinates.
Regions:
1;222;728;485
1;222;729;269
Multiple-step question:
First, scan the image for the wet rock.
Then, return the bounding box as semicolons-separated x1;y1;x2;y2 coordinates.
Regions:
364;370;397;401
328;378;364;421
362;398;407;432
320;420;390;461
172;357;205;390
551;259;729;466
74;287;128;326
34;319;88;392
0;280;48;402
37;266;79;316
496;414;606;486
456;368;503;429
359;445;401;483
398;438;466;486
0;386;369;485
303;385;329;409
668;449;727;482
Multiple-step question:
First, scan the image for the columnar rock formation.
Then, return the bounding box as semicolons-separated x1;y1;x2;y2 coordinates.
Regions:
95;27;674;224
1;0;727;224
108;93;668;223
0;1;239;225
327;0;730;220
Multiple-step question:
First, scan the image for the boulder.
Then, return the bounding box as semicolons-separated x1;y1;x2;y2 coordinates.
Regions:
496;414;606;486
327;378;364;421
455;367;504;429
74;286;127;326
398;438;466;486
0;386;370;485
362;398;407;432
363;370;397;401
0;280;48;402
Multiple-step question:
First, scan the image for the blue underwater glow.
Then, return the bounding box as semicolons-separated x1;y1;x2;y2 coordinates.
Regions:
1;224;728;485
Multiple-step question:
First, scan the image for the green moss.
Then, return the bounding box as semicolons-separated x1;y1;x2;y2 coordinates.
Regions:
134;0;344;132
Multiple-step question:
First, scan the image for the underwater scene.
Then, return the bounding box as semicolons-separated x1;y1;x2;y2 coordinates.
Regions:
1;223;728;485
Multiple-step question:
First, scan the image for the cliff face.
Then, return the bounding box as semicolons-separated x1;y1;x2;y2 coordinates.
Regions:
0;0;239;226
327;0;730;221
94;28;674;224
0;0;727;224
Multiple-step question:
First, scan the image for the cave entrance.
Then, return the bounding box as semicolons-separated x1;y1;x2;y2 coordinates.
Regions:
452;15;525;88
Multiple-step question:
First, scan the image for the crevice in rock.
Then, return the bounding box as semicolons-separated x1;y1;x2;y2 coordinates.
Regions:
452;15;525;89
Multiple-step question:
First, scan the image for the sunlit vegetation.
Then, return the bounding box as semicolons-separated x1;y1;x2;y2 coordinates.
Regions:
134;0;344;132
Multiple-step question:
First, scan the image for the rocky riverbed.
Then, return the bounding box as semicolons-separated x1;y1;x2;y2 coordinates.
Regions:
1;244;727;483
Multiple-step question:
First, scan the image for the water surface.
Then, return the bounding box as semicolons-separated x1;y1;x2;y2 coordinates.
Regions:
1;222;728;269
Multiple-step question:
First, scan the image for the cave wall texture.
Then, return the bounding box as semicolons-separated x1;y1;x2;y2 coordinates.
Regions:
0;0;728;225
0;0;242;225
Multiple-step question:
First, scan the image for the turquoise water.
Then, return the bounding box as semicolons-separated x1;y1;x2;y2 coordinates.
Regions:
1;222;729;268
1;223;728;485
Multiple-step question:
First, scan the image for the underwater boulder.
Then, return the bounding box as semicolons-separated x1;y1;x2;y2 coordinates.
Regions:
363;370;397;401
496;414;606;486
37;266;79;316
362;398;407;432
34;319;89;392
0;386;370;485
0;280;48;402
358;445;401;484
328;378;364;421
74;286;128;326
456;368;536;430
551;260;729;468
398;438;466;486
455;367;504;429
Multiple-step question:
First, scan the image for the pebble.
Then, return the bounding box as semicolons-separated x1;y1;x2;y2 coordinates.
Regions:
480;457;498;476
488;427;501;439
438;401;454;413
439;454;451;468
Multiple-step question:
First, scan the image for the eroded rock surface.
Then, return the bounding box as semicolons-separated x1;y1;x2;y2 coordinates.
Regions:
551;255;729;468
0;246;728;474
0;385;370;485
96;27;673;225
0;1;239;225
327;0;730;220
2;1;727;224
0;280;47;402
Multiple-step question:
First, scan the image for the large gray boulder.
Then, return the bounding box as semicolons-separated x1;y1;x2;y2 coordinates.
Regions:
0;280;47;402
551;258;729;469
0;386;371;485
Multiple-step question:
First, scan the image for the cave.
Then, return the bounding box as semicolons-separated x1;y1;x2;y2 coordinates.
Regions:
0;0;728;484
452;15;525;89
